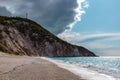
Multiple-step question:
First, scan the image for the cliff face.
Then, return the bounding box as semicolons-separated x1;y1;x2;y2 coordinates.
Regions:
0;16;96;57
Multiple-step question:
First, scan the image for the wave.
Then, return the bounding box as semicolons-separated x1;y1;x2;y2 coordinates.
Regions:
82;64;120;79
41;57;120;80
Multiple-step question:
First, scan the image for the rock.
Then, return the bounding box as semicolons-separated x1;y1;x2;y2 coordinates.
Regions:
0;16;96;57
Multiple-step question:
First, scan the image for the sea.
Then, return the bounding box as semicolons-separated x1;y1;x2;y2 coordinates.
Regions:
43;57;120;80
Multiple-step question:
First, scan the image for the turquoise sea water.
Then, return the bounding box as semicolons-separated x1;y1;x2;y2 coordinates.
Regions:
49;57;120;80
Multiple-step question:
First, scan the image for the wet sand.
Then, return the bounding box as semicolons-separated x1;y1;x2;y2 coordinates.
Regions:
0;52;84;80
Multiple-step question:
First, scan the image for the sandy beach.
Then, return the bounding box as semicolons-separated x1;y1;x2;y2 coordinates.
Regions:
0;52;83;80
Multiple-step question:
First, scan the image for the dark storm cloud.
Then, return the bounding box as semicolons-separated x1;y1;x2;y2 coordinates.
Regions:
0;0;85;34
13;0;78;34
0;6;11;16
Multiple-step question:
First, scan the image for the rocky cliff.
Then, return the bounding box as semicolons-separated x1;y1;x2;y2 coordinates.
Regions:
0;16;96;57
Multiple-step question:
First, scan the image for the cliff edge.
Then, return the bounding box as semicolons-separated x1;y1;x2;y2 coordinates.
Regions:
0;16;96;57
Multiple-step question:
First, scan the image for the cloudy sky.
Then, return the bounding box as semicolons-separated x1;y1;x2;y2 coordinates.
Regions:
0;0;120;56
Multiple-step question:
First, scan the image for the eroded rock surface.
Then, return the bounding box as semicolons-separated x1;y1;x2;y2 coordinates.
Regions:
0;17;96;57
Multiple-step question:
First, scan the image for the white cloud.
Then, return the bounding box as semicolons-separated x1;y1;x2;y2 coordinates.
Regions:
0;0;88;34
83;1;89;8
66;0;88;30
58;32;120;56
58;32;120;43
1;0;119;56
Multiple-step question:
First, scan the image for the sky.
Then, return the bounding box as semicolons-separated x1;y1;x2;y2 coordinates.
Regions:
0;0;120;56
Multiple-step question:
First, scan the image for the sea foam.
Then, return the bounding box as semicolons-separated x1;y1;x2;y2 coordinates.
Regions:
41;57;119;80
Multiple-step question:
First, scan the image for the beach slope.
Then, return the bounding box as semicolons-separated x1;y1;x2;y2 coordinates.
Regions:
0;54;83;80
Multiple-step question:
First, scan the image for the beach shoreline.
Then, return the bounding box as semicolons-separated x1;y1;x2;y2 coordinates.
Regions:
0;53;83;80
45;57;120;80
